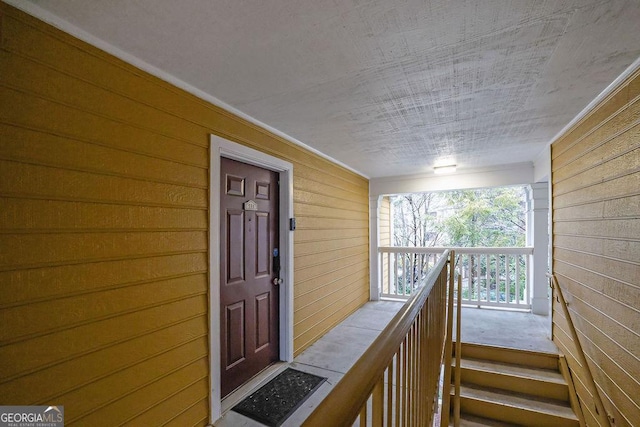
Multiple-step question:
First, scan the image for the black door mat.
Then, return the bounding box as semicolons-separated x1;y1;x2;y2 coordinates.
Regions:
232;368;326;426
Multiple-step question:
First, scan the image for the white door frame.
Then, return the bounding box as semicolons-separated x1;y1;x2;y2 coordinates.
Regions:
209;134;294;423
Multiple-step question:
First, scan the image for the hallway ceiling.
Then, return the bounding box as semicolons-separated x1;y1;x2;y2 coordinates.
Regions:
23;0;640;178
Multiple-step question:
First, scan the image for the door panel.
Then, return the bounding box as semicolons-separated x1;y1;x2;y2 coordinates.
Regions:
226;210;244;283
220;158;280;397
256;212;270;277
226;301;245;368
255;292;270;350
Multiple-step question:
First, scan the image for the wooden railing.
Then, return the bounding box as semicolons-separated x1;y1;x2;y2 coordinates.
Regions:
379;247;533;310
440;270;462;427
303;250;453;427
548;273;611;427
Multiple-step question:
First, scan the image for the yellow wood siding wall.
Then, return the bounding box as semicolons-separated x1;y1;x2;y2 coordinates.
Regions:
551;69;640;427
0;3;369;425
379;197;391;293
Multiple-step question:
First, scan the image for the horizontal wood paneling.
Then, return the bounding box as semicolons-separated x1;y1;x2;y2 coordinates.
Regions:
294;284;369;351
0;3;369;425
0;296;207;381
294;267;369;311
0;253;207;307
295;252;369;292
0;124;208;187
0;198;208;231
552;68;640;427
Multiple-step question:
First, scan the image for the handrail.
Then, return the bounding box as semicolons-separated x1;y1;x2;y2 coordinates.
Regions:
440;251;456;427
453;274;462;426
548;273;611;427
303;250;451;426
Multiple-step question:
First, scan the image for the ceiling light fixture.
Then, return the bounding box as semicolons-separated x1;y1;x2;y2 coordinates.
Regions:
434;164;457;174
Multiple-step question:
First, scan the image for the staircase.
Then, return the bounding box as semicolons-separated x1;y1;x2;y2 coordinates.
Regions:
449;342;580;427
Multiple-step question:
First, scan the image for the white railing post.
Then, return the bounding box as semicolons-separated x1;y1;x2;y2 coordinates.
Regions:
527;183;550;315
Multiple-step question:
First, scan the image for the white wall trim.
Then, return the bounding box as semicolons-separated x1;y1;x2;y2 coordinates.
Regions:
369;195;381;301
4;0;367;180
370;162;534;196
209;135;294;423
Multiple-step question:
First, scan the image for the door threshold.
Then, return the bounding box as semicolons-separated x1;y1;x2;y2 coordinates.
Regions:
220;361;289;415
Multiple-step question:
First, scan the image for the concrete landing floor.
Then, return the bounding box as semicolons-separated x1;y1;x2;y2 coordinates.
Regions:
214;301;556;426
455;306;557;354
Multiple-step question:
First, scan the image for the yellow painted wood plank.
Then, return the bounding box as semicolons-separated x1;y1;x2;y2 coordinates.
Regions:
0;319;207;404
294;252;368;286
164;398;209;427
0;160;208;208
295;268;368;310
553;104;638;171
559;298;639;369
572;324;640;423
564;296;640;372
294;227;368;243
0;198;207;231
0;51;211;146
294;264;369;301
296;216;368;231
552;83;631;159
127;378;209;426
0;253;208;308
553;201;606;221
0;231;207;270
294;292;368;354
0;296;207;387
295;245;367;270
553;145;640;195
552;173;639;209
295;164;368;193
554;262;640;312
294;189;369;212
553;247;638;288
553;120;639;184
604;194;640;218
554;218;640;241
295;236;368;256
0;124;208;187
0;86;208;167
0;11;210;132
1;274;207;342
294;277;368;326
554;233;639;264
63;355;208;425
295;176;369;203
294;202;369;220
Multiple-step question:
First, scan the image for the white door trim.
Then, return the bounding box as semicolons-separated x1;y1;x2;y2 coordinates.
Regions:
209;134;294;423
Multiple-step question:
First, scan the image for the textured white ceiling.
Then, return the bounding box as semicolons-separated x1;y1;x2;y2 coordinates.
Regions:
25;0;640;177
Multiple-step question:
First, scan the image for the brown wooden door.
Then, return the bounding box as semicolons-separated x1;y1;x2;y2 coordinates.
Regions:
220;158;280;397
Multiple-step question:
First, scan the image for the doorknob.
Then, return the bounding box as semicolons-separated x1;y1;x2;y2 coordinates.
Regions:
273;278;283;286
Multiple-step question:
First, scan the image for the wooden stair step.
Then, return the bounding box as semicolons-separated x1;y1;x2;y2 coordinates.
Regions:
450;414;518;426
455;342;559;370
455;357;569;401
458;384;579;427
